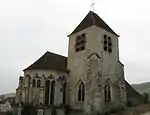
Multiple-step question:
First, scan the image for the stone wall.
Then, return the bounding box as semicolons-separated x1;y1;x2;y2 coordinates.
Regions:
15;69;68;107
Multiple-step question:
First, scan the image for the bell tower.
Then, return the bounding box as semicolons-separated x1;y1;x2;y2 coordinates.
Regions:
67;11;124;113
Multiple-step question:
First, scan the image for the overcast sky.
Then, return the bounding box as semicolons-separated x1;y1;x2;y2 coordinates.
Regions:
0;0;150;94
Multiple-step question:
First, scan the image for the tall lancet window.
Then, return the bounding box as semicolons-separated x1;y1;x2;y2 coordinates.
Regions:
45;80;50;105
104;80;111;102
75;33;86;52
62;82;67;104
50;80;55;105
32;79;36;88
37;79;41;88
78;82;85;102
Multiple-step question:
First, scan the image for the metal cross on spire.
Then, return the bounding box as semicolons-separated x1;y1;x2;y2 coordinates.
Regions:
91;0;95;12
91;0;101;12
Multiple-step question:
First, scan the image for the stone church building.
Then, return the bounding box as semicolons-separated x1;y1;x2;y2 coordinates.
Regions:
15;11;127;115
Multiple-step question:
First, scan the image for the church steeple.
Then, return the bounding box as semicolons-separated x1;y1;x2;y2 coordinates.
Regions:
69;11;119;37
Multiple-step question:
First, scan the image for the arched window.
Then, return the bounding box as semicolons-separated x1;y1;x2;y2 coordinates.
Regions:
26;75;31;87
62;82;67;104
75;34;86;52
103;34;107;51
103;35;112;53
32;79;36;88
50;80;55;105
104;81;111;102
108;37;112;53
45;80;50;105
78;82;85;102
37;79;41;88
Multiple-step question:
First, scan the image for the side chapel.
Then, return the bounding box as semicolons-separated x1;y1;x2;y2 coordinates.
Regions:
15;11;126;115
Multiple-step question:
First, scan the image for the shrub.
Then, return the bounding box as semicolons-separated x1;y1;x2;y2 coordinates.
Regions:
6;111;13;115
143;93;149;104
21;104;37;115
127;100;133;107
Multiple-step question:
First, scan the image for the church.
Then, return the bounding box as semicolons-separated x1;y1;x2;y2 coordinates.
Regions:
15;11;127;115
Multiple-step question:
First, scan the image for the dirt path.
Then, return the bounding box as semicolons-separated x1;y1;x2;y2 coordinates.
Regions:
142;112;150;115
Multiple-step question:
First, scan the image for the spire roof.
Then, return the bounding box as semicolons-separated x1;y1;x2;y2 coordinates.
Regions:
70;11;119;36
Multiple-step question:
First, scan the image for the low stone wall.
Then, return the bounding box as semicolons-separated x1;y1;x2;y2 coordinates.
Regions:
13;106;66;115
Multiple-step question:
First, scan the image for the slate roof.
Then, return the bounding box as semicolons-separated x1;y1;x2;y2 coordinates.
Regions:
69;11;119;36
23;51;68;72
0;97;15;105
125;81;143;101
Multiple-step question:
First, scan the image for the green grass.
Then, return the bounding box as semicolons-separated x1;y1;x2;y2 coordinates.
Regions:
132;82;150;95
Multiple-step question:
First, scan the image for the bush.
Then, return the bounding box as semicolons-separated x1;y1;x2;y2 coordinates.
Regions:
143;93;149;104
6;111;13;115
127;100;133;107
21;104;37;115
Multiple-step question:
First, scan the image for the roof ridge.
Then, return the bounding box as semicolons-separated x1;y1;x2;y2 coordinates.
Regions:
69;11;119;36
89;11;96;25
93;12;119;37
46;51;67;58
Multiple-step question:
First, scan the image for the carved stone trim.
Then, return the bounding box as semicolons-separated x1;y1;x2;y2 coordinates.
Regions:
87;53;101;59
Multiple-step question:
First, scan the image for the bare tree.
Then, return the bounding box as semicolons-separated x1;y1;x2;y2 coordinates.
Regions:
0;95;5;100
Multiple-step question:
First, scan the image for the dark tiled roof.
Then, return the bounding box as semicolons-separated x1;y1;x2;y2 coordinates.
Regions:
125;81;143;101
23;51;68;72
0;97;15;105
70;11;119;36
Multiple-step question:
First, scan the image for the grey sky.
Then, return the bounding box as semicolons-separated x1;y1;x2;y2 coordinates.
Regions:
0;0;149;94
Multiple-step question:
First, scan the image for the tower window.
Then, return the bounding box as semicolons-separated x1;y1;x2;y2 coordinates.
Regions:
81;33;86;38
81;40;85;44
104;34;107;39
108;48;112;53
108;36;112;53
76;48;80;52
75;34;86;52
103;35;112;53
104;41;107;44
78;82;85;102
108;42;112;46
108;36;111;41
76;42;80;46
77;36;80;40
81;46;85;50
104;47;107;51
